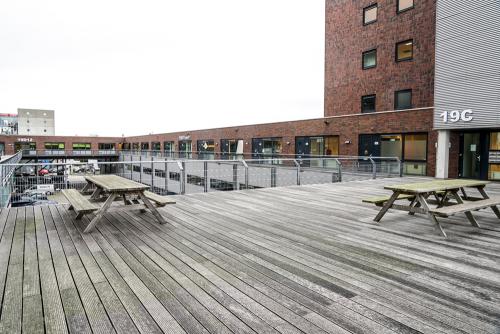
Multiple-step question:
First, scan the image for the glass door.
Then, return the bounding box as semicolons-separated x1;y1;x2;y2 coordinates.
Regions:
459;132;489;179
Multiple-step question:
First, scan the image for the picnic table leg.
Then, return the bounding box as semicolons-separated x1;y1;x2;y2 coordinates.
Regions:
450;191;480;228
81;182;92;194
416;194;447;238
84;193;117;233
374;191;400;222
407;197;420;215
437;190;449;208
138;192;167;225
477;186;500;219
90;187;103;200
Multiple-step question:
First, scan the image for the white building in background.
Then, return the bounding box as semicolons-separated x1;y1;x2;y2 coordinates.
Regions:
17;109;55;136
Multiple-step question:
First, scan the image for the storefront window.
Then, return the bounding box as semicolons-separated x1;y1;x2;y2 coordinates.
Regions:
403;133;427;175
73;143;91;150
98;143;115;150
380;135;402;158
179;140;192;158
152;142;161;151
45;142;65;150
252;138;282;162
404;134;427;161
15;142;36;152
197;140;215;159
490;132;500;150
489;132;500;180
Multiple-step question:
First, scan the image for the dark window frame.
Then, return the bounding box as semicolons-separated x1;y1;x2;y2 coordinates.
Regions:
361;94;377;113
362;49;377;70
394;89;413;110
397;0;414;14
363;3;378;25
395;39;414;62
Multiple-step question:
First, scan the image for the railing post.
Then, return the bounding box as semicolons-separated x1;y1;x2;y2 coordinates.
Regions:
397;158;403;177
293;159;301;186
369;157;376;179
139;155;143;184
164;160;169;195
335;158;342;182
151;157;154;191
232;163;239;190
178;161;186;195
271;166;277;187
130;154;133;180
241;160;249;189
203;161;208;192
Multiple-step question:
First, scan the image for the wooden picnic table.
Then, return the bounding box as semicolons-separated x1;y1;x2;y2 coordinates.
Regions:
373;179;500;237
81;175;167;233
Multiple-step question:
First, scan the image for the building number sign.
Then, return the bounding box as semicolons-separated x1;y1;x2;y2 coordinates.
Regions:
439;109;473;123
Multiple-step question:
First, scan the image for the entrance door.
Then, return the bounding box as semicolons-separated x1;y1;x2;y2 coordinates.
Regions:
459;132;489;179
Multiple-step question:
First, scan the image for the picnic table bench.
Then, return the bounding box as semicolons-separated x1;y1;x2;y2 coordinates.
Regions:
62;189;99;219
364;179;500;237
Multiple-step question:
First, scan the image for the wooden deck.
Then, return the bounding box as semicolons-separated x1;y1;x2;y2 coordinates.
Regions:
1;177;500;334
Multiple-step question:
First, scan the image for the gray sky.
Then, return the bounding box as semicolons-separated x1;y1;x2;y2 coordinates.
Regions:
0;0;325;136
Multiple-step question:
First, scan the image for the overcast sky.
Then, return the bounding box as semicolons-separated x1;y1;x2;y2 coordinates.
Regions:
0;1;325;137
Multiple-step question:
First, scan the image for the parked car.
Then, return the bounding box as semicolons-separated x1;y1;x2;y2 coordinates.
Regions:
38;168;49;176
23;184;55;196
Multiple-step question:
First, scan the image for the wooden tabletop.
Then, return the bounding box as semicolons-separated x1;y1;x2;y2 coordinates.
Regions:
85;175;149;192
384;179;490;194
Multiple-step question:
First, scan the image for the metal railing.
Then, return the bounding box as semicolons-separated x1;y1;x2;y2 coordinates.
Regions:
20;149;119;157
0;155;401;207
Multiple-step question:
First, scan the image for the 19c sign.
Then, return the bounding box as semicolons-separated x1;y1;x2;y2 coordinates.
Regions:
439;109;473;123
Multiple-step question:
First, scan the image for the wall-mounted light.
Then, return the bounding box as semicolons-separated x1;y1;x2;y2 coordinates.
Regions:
286;141;291;145
344;140;351;144
324;120;331;125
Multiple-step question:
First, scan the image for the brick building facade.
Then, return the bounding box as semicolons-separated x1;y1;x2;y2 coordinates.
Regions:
2;0;466;179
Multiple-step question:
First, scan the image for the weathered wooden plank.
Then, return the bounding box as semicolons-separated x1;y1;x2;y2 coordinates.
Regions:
40;205;93;333
48;205;115;334
0;209;17;310
22;206;44;334
33;206;69;334
0;207;25;334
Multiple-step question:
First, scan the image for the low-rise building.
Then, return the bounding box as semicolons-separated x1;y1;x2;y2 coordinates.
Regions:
17;108;55;136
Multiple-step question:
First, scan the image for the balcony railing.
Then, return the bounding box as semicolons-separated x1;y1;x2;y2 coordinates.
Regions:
1;155;402;207
20;149;119;156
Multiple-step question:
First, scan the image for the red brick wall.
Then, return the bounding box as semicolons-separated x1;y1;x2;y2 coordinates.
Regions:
126;108;436;175
0;135;123;155
324;0;436;116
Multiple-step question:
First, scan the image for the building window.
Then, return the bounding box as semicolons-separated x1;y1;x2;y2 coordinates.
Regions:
141;142;149;150
361;95;376;113
395;89;412;110
381;134;403;159
73;143;91;150
362;49;377;69
45;142;65;150
152;142;161;151
98;143;115;150
404;133;427;161
363;4;377;25
403;133;427;175
397;0;414;13
396;39;413;62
